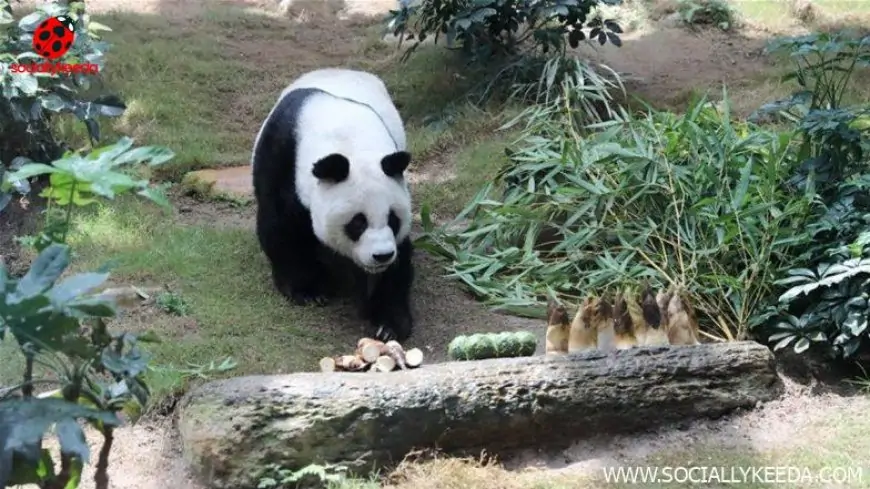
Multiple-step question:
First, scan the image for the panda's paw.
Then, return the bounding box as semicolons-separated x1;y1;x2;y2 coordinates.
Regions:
373;324;399;342
273;274;327;306
277;282;328;306
290;290;329;307
372;317;412;342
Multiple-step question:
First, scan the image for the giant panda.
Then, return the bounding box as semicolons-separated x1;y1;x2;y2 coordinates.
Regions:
251;67;415;342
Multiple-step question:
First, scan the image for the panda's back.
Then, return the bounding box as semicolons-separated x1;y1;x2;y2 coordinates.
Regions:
284;68;406;150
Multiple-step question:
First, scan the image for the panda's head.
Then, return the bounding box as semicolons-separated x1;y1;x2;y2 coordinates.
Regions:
309;150;412;274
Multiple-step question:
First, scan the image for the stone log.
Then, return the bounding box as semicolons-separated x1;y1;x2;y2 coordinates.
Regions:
177;341;783;488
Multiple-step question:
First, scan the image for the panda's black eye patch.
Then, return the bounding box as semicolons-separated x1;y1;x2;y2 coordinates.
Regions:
388;210;400;236
344;213;368;242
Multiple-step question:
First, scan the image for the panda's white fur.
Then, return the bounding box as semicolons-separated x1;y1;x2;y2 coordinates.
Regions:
293;69;409;272
252;67;416;341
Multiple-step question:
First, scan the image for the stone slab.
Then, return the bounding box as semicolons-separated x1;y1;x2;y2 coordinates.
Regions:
181;166;253;201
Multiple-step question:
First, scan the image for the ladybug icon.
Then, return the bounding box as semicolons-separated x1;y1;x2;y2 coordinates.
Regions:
32;15;76;60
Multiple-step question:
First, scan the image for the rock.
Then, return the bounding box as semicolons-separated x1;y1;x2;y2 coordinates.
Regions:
96;285;164;309
661;12;684;28
788;0;816;23
181;166;253;202
343;0;401;18
278;0;339;16
177;341;782;488
278;0;391;18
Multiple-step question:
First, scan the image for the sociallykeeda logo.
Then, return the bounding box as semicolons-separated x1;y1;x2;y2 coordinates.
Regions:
8;15;99;75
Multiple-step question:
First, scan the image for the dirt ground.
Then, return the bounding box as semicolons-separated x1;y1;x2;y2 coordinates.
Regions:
6;0;868;488
575;27;778;115
507;374;867;471
0;181;46;277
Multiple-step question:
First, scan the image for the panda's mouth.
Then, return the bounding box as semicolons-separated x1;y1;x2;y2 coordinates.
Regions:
362;264;390;274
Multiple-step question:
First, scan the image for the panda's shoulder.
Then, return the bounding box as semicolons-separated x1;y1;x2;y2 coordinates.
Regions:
271;86;325;119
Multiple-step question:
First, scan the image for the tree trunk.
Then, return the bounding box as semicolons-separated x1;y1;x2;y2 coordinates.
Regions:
177;341;783;489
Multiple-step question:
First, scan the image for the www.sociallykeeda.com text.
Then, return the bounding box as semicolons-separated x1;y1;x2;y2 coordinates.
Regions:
7;62;99;75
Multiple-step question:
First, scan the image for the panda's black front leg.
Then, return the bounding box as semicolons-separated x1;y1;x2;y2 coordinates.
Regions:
353;269;375;321
256;205;329;307
274;252;330;307
367;238;415;342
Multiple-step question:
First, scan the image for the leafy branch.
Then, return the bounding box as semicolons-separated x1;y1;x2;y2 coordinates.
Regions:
1;136;174;251
1;243;159;489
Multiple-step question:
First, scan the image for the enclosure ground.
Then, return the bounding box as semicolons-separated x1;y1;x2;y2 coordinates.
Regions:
5;0;870;488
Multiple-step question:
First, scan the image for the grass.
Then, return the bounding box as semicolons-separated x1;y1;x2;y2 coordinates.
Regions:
730;0;798;31
154;291;193;316
53;10;249;170
52;5;510;177
729;0;870;34
416;133;518;218
1;197;337;399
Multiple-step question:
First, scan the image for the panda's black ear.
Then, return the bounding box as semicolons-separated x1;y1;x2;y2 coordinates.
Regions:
381;151;411;178
312;153;350;183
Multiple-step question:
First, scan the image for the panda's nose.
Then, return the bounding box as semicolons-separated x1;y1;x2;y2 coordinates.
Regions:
372;251;395;263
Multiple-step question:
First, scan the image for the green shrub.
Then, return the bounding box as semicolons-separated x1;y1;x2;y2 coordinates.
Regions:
0;132;226;488
506;56;627;127
753;32;869;201
771;236;870;358
0;243;156;488
752;32;870;360
388;0;624;59
419;86;814;340
413;28;870;359
677;0;734;31
0;155;29;213
155;291;191;316
385;0;624;99
1;0;125;212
